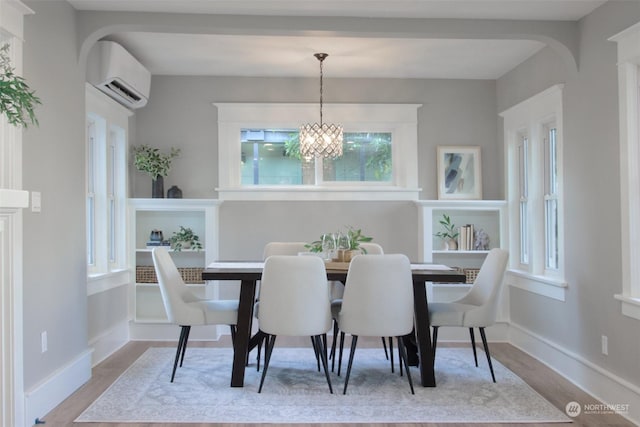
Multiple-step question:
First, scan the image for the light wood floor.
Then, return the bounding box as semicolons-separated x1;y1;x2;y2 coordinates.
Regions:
42;336;634;427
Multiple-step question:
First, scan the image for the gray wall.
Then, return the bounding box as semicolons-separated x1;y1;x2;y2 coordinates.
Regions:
133;76;500;201
497;0;640;385
22;0;88;389
133;76;499;260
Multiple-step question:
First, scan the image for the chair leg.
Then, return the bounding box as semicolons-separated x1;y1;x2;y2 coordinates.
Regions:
258;334;277;393
399;338;403;377
479;327;496;383
389;337;395;373
337;331;346;376
469;328;479;367
432;326;439;359
381;337;389;360
171;326;188;382
179;326;191;367
229;325;237;346
343;335;359;394
314;335;334;393
310;336;321;372
330;319;339;372
396;336;415;394
256;338;262;371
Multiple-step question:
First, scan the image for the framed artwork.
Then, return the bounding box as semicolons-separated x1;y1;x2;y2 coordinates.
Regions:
437;146;482;199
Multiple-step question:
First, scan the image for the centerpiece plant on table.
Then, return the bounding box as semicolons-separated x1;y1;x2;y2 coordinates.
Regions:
306;226;373;261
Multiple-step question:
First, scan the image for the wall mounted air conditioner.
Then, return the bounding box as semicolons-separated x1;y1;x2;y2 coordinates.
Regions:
87;41;151;109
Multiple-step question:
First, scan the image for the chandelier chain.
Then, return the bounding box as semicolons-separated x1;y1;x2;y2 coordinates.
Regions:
319;55;324;126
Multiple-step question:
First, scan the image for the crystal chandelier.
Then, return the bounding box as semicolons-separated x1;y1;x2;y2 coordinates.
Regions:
300;53;343;160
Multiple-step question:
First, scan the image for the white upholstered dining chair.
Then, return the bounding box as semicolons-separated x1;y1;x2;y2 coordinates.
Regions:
257;255;333;393
428;248;509;382
254;242;309;369
329;243;390;371
152;247;239;382
336;254;415;394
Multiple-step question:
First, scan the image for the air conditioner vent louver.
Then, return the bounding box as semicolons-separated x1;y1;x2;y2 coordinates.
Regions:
105;79;142;103
87;41;151;109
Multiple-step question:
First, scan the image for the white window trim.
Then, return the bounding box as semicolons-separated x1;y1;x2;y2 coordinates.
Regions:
86;83;132;295
215;103;421;201
500;84;566;301
610;21;640;319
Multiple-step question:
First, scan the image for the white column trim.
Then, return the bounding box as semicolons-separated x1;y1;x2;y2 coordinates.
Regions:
0;2;35;426
610;21;640;319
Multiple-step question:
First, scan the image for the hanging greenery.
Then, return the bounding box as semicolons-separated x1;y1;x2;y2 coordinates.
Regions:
0;44;41;128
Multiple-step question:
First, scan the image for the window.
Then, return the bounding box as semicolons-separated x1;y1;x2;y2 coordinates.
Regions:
86;84;131;295
610;22;640;319
544;124;559;270
500;84;567;301
518;133;529;266
216;103;420;201
240;129;392;185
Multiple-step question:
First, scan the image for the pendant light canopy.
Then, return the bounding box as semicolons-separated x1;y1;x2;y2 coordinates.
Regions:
299;53;343;160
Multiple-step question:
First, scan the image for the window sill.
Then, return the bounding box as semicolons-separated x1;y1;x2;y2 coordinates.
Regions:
614;294;640;320
87;269;131;296
216;186;422;201
506;269;567;301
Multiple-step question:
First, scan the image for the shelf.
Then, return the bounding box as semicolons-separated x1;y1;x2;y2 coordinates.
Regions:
433;250;490;255
130;198;221;328
135;282;205;288
136;248;206;252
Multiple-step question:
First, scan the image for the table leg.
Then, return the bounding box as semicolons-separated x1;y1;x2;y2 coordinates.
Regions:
413;279;436;387
231;279;256;387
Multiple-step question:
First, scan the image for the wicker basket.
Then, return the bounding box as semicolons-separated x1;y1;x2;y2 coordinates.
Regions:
463;268;480;284
136;266;204;284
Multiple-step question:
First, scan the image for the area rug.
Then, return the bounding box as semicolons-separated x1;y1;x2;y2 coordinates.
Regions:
76;346;571;424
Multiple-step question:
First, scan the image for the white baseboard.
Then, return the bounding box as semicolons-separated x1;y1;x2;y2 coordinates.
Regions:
89;319;130;366
24;348;92;426
509;322;640;426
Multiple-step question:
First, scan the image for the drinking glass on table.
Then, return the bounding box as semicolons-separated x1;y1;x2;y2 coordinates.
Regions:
322;233;336;261
336;232;351;261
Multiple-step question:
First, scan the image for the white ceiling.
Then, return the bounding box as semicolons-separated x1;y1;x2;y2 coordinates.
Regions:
68;0;607;79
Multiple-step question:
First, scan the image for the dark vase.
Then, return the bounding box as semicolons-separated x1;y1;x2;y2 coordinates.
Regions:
152;176;164;198
167;185;183;199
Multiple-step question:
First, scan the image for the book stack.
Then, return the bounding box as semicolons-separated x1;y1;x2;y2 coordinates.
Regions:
457;224;474;251
146;240;171;249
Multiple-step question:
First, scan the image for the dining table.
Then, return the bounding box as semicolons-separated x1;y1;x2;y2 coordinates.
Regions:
202;261;466;388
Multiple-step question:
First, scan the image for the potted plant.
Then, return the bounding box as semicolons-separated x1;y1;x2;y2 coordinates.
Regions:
434;213;459;250
169;226;202;252
305;226;374;261
0;43;41;128
132;144;180;198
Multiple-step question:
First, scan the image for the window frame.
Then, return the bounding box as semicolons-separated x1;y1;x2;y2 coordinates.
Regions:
215;103;421;201
610;21;640;319
86;84;132;295
501;84;567;301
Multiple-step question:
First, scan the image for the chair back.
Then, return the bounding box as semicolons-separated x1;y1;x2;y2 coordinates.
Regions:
258;255;332;336
152;247;205;325
358;242;384;254
262;242;308;259
457;248;509;327
339;254;414;337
